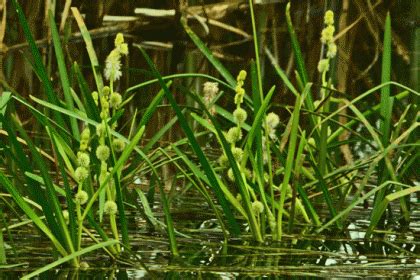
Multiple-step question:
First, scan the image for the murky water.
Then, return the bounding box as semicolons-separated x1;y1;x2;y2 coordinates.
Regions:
1;192;419;279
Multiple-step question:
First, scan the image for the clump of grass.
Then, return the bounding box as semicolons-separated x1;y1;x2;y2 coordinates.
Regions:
178;1;419;242
0;2;151;276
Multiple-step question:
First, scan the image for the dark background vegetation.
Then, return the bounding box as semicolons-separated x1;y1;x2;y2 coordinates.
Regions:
0;0;418;138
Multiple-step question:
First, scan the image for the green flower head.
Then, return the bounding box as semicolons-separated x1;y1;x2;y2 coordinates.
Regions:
226;127;242;144
112;138;125;152
96;145;110;162
109;92;122;108
77;152;90;168
74;166;89;183
233;107;247;126
75;190;89;205
104;200;118;215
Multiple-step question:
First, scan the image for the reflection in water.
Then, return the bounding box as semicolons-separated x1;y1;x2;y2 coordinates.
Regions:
1;193;419;279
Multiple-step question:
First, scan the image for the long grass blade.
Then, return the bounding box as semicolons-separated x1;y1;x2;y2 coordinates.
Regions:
181;17;236;87
136;45;241;236
20;240;119;280
10;0;66;130
48;10;79;140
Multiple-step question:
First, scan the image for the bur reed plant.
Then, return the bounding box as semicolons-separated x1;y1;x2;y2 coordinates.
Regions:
0;1;166;276
175;1;419;241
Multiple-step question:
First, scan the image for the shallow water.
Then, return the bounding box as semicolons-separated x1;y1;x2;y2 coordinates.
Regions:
1;192;419;279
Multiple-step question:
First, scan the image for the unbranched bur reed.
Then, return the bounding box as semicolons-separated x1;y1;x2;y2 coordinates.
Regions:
71;33;128;255
200;69;313;242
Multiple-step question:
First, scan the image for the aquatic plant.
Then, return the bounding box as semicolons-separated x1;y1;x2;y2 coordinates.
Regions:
0;0;418;278
177;1;419;242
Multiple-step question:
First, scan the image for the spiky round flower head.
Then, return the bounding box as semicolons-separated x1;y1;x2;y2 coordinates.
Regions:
109;92;122;108
104;49;122;82
266;112;280;129
96;145;110;162
233;107;247;125
112;138;125;152
81;127;90;141
218;154;228;167
75;190;89;205
227;168;235;182
104;200;118;215
317;59;330;73
226;127;242;144
252;200;264;214
96;122;106;137
321;25;335;44
74;166;89;183
324;10;334;25
237;70;247;82
326;42;337;58
77;152;90;168
231;147;244;162
92;91;99;105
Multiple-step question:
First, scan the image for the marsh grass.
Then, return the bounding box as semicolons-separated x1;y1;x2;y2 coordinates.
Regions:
0;0;418;278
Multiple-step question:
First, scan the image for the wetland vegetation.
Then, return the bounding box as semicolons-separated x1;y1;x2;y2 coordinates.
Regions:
0;0;418;278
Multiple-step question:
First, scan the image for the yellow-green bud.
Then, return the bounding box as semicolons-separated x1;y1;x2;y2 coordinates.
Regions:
321;25;335;44
96;145;110;161
236;193;242;202
115;33;124;47
74;166;89;183
100;110;108;120
324;10;334;25
81;128;90;141
112;138;125;152
218;154;228;167
307;137;316;148
237;70;247;82
104;200;118;215
244;168;252;179
80;262;90;269
92;91;99;105
96;123;106;137
102;86;110;97
326;42;337;58
317;59;330;73
233;107;247;125
234;87;245;105
227;168;235;182
80;140;89;152
62;210;69;224
75;190;89;205
118;43;129;56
